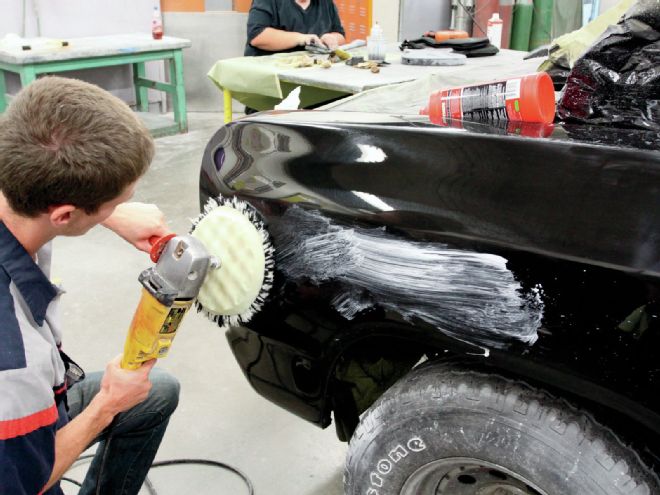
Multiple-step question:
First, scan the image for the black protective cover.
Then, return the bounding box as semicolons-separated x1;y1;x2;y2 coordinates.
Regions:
557;0;660;130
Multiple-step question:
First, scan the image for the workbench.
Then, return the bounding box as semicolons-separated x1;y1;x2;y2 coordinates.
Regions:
208;45;532;123
0;34;192;137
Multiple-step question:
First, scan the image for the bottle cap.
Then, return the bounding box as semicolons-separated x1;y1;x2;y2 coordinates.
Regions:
490;13;501;21
519;72;556;124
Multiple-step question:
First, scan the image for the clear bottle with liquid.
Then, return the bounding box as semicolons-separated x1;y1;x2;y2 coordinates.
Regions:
367;22;386;62
152;5;164;40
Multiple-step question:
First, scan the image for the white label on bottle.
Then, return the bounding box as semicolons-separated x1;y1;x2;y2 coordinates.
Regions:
461;83;507;121
505;78;521;100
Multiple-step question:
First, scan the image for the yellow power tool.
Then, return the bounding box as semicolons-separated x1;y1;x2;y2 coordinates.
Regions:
120;196;274;370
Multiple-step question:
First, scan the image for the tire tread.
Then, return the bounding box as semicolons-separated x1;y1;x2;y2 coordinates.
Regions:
344;362;660;495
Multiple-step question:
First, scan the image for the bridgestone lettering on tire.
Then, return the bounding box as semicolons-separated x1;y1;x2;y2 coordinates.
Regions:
344;362;660;495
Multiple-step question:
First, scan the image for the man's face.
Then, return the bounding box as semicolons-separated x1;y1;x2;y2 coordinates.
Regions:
65;181;137;236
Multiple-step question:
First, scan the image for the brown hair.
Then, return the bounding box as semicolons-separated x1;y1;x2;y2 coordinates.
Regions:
0;76;154;217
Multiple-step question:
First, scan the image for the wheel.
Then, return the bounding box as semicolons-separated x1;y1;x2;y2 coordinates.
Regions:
344;362;659;495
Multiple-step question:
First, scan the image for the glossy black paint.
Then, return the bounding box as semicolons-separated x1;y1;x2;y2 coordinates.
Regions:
199;111;660;444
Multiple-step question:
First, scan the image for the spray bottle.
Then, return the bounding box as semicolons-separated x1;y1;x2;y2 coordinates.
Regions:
420;72;556;125
487;12;503;49
152;4;164;40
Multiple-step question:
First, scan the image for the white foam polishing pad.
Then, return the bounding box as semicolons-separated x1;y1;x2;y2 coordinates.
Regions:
191;202;268;319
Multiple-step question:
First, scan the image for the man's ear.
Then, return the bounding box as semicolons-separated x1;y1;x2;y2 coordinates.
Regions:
48;205;77;227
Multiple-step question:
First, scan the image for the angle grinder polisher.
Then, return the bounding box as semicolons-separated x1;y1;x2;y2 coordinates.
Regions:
120;196;274;370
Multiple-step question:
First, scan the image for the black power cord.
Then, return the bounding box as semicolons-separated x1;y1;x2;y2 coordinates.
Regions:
62;454;254;495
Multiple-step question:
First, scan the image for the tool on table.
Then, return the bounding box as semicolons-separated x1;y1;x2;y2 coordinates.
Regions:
304;38;365;60
305;42;351;61
425;29;469;42
120;196;274;370
304;40;331;55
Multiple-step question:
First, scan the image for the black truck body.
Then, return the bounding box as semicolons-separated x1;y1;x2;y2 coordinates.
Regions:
199;111;660;493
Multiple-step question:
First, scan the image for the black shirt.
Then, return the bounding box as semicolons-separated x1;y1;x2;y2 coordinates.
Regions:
245;0;345;56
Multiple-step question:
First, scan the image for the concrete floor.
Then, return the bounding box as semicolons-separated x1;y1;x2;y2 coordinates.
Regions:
57;113;346;495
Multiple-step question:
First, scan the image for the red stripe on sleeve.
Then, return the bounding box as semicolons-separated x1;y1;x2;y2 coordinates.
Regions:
0;404;58;440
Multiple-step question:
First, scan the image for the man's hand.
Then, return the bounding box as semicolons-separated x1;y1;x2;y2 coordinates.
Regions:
297;33;323;47
320;33;341;50
102;202;170;253
96;355;155;416
42;355;155;491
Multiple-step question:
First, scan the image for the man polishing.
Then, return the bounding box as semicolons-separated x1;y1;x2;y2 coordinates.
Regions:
0;76;179;494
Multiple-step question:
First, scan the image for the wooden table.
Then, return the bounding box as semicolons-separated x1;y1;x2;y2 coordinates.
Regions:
0;34;192;137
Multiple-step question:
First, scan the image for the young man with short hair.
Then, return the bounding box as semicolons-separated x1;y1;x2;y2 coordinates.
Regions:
0;76;180;495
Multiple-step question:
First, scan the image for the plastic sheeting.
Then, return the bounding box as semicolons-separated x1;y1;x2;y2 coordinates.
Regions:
557;0;660;131
207;52;348;111
538;0;634;90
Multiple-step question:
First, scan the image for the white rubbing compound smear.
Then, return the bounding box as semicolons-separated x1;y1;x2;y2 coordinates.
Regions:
272;208;542;348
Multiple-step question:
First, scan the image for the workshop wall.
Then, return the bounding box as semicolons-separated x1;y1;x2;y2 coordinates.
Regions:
163;11;247;111
161;0;205;11
205;0;234;10
157;0;246;112
600;0;623;12
372;0;400;42
233;0;252;12
161;0;232;10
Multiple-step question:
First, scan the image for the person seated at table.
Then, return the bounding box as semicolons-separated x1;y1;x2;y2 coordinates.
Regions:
245;0;346;56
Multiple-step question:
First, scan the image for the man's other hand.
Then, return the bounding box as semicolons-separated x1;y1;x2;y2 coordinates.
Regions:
102;202;170;253
321;33;340;50
97;355;155;416
298;33;323;47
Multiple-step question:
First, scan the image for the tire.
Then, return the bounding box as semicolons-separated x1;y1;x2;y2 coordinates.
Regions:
344;362;660;495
